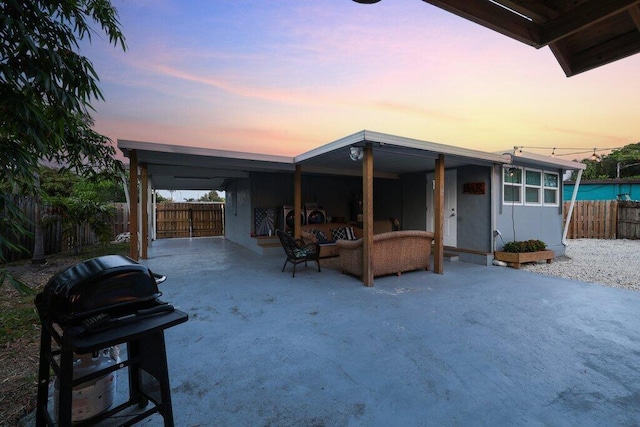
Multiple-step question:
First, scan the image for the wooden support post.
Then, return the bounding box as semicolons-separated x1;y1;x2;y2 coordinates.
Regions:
433;154;445;274
141;164;148;259
362;145;374;286
129;150;139;261
294;165;302;239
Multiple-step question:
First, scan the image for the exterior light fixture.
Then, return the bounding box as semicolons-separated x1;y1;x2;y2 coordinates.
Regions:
551;148;556;157
590;149;600;161
350;146;364;161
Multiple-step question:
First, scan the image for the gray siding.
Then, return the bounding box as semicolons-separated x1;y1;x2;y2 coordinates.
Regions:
456;166;492;252
495;166;566;256
224;178;253;249
401;173;427;230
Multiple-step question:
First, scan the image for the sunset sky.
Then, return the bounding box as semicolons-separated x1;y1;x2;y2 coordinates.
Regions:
88;0;640;161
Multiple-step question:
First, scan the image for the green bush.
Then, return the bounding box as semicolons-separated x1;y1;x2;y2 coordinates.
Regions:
502;239;547;253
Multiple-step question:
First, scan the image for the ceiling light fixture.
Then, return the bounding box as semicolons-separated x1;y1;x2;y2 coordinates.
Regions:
350;146;364;161
352;0;381;3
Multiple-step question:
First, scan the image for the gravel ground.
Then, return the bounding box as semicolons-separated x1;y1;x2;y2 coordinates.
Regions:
521;238;640;292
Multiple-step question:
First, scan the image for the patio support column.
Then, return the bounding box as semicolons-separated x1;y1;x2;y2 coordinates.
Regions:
129;150;139;261
362;145;374;286
433;154;445;274
141;163;149;259
294;165;302;239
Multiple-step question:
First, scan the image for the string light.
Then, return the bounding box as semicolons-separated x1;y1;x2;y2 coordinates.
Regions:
510;146;623;159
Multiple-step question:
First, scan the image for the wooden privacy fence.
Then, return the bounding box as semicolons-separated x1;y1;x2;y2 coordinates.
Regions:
156;202;224;239
563;200;618;239
617;201;640;239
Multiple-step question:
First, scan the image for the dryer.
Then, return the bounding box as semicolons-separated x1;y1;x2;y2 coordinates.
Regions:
305;207;327;225
282;206;305;233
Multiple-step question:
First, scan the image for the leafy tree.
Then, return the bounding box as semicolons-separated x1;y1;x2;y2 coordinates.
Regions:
570;143;640;180
155;192;169;203
45;189;115;255
1;1;126;291
199;191;225;202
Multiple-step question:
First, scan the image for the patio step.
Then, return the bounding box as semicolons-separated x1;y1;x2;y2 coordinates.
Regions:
256;236;283;256
444;252;459;262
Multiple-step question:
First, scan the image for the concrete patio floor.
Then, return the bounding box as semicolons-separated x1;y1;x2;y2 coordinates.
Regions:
95;237;640;425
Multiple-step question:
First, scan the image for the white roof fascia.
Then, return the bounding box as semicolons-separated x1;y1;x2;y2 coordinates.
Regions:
294;131;366;163
118;139;294;164
361;130;510;164
509;151;587;171
295;130;510;165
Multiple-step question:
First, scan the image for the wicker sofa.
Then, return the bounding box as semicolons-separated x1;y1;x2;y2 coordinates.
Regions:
300;220;395;258
300;223;362;258
336;230;435;278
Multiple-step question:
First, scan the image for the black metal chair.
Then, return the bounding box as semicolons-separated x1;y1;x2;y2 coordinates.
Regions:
276;229;321;277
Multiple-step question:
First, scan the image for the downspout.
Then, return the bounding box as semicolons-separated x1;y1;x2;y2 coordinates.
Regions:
562;168;583;246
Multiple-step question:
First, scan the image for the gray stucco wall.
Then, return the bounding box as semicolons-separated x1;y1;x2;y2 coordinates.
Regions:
456;166;492;252
224;177;253;249
495;166;566;257
401;172;427;231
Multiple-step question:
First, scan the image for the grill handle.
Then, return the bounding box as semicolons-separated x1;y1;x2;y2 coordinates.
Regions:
153;273;167;285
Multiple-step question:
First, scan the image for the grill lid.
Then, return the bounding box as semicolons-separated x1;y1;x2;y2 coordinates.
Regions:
36;255;162;326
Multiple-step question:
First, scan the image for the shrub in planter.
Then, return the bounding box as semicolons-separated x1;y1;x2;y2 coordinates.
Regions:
502;239;546;253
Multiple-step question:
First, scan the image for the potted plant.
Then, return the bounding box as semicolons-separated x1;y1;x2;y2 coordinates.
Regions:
494;239;554;269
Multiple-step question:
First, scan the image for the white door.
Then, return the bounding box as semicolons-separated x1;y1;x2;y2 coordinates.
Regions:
426;170;457;247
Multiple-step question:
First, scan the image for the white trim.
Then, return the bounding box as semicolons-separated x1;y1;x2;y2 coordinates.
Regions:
524;168;542;206
295;130;510;164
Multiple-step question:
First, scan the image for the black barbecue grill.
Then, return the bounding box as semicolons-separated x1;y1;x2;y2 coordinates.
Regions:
36;254;169;328
35;255;188;426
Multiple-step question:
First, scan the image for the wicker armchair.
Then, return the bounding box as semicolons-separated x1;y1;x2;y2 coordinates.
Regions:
276;230;321;277
336;230;434;279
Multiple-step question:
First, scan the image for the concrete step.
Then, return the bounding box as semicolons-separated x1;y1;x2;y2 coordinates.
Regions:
444;252;459;262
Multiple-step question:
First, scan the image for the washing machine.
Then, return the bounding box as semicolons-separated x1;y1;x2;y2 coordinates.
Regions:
305;207;327;225
283;206;305;233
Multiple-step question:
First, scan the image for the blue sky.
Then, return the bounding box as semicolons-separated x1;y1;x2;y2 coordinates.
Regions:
87;0;640;163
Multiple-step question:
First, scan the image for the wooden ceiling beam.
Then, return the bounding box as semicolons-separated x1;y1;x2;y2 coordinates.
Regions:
541;0;640;45
422;0;542;46
628;5;640;31
491;0;558;23
566;31;640;75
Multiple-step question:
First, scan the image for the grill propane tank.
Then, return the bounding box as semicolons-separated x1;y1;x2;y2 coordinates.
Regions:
54;348;118;422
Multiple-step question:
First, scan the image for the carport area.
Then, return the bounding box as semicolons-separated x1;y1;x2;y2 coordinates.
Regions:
144;237;640;425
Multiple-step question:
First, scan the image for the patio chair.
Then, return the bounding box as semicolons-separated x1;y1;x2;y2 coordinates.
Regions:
276;229;321;277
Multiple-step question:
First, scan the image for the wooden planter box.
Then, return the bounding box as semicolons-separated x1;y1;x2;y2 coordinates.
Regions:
494;250;554;269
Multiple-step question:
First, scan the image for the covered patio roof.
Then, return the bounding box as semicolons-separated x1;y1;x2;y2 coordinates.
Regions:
118;130;583;192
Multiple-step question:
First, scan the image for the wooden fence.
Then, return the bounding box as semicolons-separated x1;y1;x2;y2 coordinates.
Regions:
563;200;618;239
1;195;95;262
156;202;224;239
617;201;640;239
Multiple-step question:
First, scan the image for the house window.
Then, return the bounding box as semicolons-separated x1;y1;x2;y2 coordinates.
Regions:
525;169;541;205
543;172;559;205
503;167;522;204
503;167;559;207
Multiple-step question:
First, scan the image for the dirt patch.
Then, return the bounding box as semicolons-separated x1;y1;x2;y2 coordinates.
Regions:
0;245;128;426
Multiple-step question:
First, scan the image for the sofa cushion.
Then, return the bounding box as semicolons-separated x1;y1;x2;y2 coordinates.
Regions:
308;229;331;243
331;226;357;241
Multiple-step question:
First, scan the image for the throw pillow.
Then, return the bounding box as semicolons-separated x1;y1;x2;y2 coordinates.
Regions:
331;226;357;241
331;227;347;241
311;229;329;243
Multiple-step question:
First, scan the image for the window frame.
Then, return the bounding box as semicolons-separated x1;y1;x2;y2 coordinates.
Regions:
524;168;542;206
502;166;523;205
542;170;560;207
502;166;560;207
